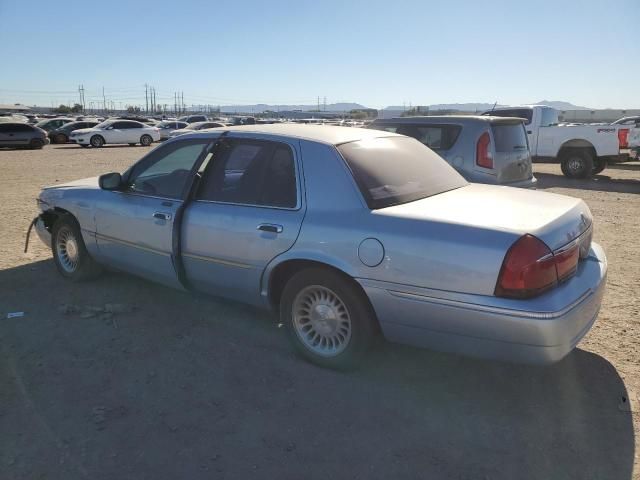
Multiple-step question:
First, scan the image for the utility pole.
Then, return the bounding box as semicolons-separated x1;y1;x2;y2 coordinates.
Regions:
323;96;326;112
103;87;106;114
317;96;320;112
181;91;184;114
145;84;149;114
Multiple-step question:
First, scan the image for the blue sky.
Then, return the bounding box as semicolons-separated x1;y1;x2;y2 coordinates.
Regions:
0;0;638;109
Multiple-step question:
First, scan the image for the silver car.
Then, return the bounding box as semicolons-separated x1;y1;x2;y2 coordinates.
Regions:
33;125;606;368
368;116;537;188
156;120;189;140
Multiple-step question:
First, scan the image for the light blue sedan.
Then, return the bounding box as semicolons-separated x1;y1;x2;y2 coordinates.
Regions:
34;125;607;368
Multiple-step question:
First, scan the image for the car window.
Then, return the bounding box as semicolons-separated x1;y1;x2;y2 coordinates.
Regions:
491;124;528;152
127;139;209;199
337;136;467;209
197;140;297;208
120;121;142;129
6;124;34;132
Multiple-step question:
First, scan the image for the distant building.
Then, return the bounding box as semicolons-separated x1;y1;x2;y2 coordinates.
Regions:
0;104;31;113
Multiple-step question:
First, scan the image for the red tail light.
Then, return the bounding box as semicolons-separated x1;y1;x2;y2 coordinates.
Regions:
476;132;493;168
618;128;629;149
495;235;557;298
496;234;583;299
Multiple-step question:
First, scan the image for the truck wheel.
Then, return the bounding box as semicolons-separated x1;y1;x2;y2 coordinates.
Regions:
560;150;594;179
592;158;607;175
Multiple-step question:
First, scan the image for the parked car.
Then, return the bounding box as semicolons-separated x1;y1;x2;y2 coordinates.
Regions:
68;119;160;147
33;125;606;369
178;114;208;123
156;120;189;140
35;117;74;132
482;105;626;178
168;121;228;138
368;116;536;188
49;120;100;144
0;122;49;149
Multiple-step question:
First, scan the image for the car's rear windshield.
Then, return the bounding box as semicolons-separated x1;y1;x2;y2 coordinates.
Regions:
337;136;467;209
368;123;461;150
491;124;528;152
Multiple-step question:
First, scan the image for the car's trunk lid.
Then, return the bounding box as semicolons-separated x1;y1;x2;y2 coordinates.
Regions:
377;183;592;252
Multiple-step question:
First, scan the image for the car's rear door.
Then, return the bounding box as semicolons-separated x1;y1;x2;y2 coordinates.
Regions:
181;133;305;304
93;138;211;288
0;124;25;146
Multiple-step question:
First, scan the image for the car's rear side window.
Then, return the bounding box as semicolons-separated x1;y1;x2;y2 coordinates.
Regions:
337;136;467;209
492;124;529;152
369;123;461;150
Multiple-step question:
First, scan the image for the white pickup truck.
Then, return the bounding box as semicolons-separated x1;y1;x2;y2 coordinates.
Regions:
483;105;628;178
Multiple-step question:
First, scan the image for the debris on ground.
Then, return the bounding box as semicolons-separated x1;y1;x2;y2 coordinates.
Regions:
58;304;135;327
6;312;25;319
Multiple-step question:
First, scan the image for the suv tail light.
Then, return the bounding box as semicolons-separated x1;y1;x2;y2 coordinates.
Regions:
618;128;629;149
476;132;493;168
495;234;583;299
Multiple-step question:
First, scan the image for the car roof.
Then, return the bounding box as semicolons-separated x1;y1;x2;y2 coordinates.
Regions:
191;123;402;145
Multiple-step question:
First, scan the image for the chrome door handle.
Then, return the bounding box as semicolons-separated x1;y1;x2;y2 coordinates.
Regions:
153;212;172;220
257;223;283;234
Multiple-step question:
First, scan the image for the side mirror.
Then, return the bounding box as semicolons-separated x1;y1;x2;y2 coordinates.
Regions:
99;172;123;190
106;126;114;130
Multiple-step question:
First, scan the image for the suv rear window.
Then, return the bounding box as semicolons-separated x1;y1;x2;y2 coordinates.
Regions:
491;124;528;152
337;136;467;209
369;123;461;150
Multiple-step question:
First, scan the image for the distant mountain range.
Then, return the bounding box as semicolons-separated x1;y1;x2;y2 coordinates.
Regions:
384;101;591;112
219;102;368;113
216;100;591;114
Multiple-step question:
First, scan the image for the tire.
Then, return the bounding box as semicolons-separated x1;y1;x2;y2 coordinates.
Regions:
90;135;105;147
560;150;594;179
140;134;153;146
280;268;377;369
55;133;68;144
51;215;102;281
592;158;607;175
29;138;44;149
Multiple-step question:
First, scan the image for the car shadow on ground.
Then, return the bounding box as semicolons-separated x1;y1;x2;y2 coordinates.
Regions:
0;260;635;479
535;171;640;194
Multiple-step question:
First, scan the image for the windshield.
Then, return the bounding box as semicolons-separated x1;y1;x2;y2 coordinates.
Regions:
337;136;467;209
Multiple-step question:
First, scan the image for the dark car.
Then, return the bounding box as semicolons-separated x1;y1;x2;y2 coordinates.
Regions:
178;114;208;123
0;122;49;149
35;118;74;132
49;121;100;144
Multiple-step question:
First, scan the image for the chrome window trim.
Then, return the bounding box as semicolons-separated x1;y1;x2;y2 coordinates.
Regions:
193;198;300;212
111;190;184;203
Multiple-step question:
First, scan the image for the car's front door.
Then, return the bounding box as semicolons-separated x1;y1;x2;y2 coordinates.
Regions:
181;134;305;304
93;138;211;288
0;124;27;146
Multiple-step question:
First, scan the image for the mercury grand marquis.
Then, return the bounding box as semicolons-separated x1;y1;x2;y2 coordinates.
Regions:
33;124;607;369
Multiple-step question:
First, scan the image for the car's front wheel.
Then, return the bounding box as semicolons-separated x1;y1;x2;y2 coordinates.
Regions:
54;133;68;144
29;138;44;149
90;135;105;147
280;268;377;369
51;215;102;281
140;134;153;146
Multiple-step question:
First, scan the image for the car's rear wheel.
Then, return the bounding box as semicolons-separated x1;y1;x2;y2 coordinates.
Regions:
140;134;153;146
29;138;44;149
560;150;594;179
90;135;105;147
55;133;67;144
51;215;102;281
280;268;377;369
592;158;607;175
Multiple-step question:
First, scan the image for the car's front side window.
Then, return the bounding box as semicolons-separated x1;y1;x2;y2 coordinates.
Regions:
197;139;297;208
126;139;210;199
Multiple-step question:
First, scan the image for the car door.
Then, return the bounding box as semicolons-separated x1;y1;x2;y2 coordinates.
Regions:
181;134;305;304
0;124;24;146
122;121;144;143
93;138;212;288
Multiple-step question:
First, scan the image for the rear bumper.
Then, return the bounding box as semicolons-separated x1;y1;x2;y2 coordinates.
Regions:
359;242;607;365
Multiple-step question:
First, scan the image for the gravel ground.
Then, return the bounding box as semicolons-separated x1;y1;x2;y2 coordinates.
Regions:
0;144;638;480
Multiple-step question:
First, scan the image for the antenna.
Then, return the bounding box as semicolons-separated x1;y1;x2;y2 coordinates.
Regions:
490;101;497;112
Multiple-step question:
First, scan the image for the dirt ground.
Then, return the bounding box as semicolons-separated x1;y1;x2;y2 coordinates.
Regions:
0;144;638;480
